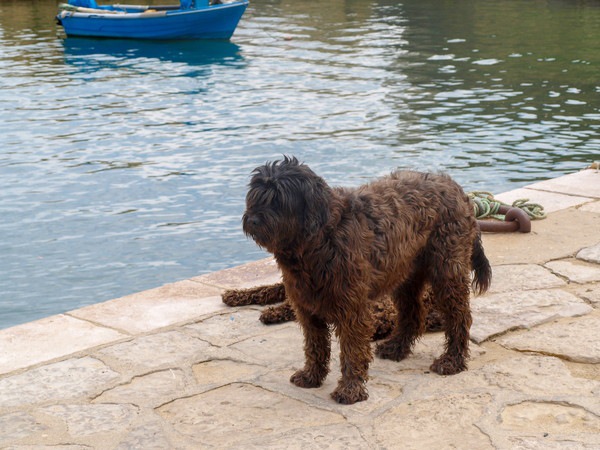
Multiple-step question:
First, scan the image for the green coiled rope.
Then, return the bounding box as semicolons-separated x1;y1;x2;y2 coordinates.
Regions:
468;191;547;221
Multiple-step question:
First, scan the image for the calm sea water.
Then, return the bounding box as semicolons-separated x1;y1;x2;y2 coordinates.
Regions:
1;0;598;329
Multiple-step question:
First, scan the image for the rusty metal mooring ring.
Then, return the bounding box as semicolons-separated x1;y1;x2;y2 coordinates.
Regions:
477;205;531;233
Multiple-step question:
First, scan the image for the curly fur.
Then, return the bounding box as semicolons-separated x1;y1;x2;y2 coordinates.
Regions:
242;156;491;404
222;282;445;334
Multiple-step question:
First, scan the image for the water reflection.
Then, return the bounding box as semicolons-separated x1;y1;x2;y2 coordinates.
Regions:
62;37;245;73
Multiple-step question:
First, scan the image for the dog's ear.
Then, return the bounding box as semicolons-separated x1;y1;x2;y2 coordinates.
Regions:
302;177;331;236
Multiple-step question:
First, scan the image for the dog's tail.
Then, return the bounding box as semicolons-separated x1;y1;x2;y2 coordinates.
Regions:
471;230;492;295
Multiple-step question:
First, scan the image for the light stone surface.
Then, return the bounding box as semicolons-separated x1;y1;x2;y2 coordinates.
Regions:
192;359;266;387
508;437;599;449
227;425;369;449
158;383;345;448
579;200;600;213
470;289;592;343
500;401;600;434
40;404;139;437
373;393;495;450
497;313;600;364
577;242;600;264
481;208;600;266
525;169;600;198
4;446;92;449
69;280;224;334
487;264;566;293
191;257;281;289
185;309;275;347
477;356;600;397
228;324;304;369
405;355;600;399
570;283;600;306
494;188;593;213
0;357;120;408
114;419;173;450
0;314;126;375
545;259;600;283
95;330;213;373
0;412;47;445
93;369;187;407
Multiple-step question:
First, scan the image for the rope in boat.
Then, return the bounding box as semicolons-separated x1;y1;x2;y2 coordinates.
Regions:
468;191;546;221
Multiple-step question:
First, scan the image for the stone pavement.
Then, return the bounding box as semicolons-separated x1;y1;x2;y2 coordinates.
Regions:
1;168;599;449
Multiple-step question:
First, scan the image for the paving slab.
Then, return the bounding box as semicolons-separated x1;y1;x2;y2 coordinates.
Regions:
526;168;600;198
0;412;48;446
192;359;267;388
69;280;224;335
226;423;369;450
0;314;126;375
93;369;187;408
227;323;305;369
184;308;277;347
570;283;600;306
486;264;566;293
500;401;600;437
373;393;495;450
577;242;600;264
497;312;600;364
157;383;346;448
545;259;600;283
191;257;281;289
113;419;174;450
39;404;140;438
481;206;600;265
470;289;592;343
579;199;600;213
94;329;214;374
0;357;120;408
494;188;593;213
4;446;93;450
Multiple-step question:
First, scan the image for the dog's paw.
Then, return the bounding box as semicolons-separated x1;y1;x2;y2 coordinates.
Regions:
430;354;467;375
290;369;323;388
259;304;296;324
375;340;411;362
221;289;245;306
330;382;368;405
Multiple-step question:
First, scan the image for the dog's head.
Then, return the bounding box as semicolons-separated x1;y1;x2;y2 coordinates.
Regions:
243;156;330;254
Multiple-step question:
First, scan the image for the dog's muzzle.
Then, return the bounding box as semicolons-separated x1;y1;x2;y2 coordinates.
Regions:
242;213;261;238
243;213;274;250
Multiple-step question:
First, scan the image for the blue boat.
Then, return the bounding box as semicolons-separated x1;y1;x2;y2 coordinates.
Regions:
56;0;248;40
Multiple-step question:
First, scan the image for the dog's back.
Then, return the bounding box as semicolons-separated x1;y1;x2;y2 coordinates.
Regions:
333;170;487;297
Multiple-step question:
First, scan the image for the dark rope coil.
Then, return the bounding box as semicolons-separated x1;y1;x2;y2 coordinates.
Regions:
469;191;544;233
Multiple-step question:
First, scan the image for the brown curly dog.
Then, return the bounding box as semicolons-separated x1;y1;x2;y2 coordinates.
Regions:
242;156;491;404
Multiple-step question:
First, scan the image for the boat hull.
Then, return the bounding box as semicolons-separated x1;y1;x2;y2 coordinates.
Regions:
57;2;248;40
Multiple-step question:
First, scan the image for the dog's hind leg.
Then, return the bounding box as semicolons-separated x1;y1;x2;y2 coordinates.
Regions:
290;309;331;389
429;267;472;375
375;269;427;362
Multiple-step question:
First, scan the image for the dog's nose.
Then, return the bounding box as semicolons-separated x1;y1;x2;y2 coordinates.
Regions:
243;215;261;231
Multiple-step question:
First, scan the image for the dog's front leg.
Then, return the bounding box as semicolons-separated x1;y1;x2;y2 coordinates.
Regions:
290;309;331;388
331;308;373;404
